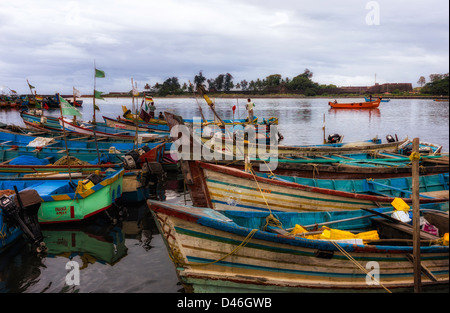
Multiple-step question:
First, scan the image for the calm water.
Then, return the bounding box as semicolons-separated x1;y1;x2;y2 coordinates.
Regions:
0;97;448;293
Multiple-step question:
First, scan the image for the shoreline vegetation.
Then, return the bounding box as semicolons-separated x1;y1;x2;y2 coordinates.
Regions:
80;70;449;100
77;93;449;100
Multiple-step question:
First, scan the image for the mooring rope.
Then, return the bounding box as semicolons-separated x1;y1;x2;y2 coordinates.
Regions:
329;240;392;293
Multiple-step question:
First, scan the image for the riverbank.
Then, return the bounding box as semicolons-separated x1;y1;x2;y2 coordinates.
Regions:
79;93;449;100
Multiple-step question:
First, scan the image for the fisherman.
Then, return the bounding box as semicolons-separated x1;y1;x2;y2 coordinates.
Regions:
149;101;156;119
158;112;164;120
245;98;255;124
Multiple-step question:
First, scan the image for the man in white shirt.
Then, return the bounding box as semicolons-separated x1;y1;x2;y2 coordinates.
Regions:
245;98;255;124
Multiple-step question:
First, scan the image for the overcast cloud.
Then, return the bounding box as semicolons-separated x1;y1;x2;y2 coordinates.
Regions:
0;0;448;94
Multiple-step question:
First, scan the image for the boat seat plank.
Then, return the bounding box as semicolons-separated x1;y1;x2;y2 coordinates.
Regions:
371;218;440;241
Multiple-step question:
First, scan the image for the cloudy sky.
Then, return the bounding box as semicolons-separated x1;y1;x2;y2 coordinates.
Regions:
0;0;448;94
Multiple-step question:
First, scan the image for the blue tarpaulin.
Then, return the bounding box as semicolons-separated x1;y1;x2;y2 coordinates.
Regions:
9;155;50;165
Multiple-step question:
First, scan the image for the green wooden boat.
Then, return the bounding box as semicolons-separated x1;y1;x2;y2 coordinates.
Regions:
0;169;124;224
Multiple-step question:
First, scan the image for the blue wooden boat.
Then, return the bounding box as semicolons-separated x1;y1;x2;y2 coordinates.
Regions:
58;118;167;141
122;105;278;126
258;171;449;200
0;128;172;154
21;111;169;141
103;115;170;132
0;169;124;224
20;111;62;132
148;200;449;293
0;206;23;254
365;97;390;102
186;161;449;211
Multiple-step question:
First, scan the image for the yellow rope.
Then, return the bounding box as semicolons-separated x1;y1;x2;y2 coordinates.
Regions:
329;240;392;293
170;229;259;267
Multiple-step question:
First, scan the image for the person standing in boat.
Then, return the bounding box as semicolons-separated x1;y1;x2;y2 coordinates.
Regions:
149;101;156;119
245;98;255;124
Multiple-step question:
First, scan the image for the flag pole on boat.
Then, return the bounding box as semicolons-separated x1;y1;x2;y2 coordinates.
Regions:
189;80;207;124
411;137;422;293
92;61;105;164
58;93;82;182
131;78;139;150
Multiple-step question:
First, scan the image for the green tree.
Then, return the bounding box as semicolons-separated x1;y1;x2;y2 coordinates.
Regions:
422;74;449;95
224;73;234;91
286;69;318;93
157;77;182;96
194;71;206;90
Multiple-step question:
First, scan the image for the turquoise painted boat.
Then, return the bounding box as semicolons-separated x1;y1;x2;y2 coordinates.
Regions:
21;111;62;132
184;161;449;211
0;169;124;224
365;97;390;102
148;200;449;293
256;172;449;200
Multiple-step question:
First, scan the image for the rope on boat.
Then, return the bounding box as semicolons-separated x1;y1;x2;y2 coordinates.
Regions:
247;163;283;230
329;240;392;293
170;228;259;267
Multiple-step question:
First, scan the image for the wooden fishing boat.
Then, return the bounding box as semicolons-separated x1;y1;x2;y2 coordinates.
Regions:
164;111;449;178
122;106;169;125
365;97;390;103
21;111;63;132
0;127;173;154
164;111;412;156
329;97;381;109
123;105;279;126
0;169;124;224
182;160;449;210
58;118;166;141
148;200;449;293
0;205;23;253
102;116;170;133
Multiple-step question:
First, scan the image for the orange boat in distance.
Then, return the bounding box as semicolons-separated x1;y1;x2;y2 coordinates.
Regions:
329;97;381;109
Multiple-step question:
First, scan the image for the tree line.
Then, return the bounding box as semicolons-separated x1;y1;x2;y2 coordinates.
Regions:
417;73;449;96
143;70;449;97
144;69;337;97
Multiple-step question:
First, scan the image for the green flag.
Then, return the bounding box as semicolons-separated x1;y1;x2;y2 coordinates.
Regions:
59;96;82;117
94;104;100;111
95;68;105;78
94;89;104;100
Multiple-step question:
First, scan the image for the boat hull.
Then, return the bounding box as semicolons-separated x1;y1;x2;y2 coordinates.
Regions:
185;161;448;211
148;200;449;293
0;169;124;224
329;98;381;109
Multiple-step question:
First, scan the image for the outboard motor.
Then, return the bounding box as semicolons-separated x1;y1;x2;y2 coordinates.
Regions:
122;146;151;170
327;133;342;144
386;134;396;143
1;187;46;253
141;161;167;201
